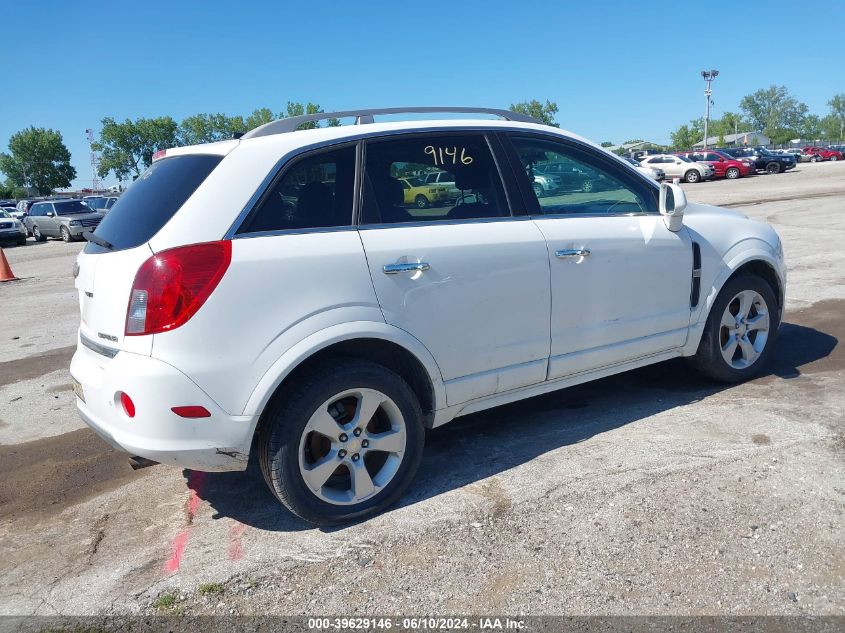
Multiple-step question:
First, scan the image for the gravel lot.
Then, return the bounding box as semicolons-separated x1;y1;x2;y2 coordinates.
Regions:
0;162;843;618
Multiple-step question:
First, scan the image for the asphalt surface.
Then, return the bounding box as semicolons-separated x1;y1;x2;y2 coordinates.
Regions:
0;161;843;617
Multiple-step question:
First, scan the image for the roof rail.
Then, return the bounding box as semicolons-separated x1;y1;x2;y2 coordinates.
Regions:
240;107;543;139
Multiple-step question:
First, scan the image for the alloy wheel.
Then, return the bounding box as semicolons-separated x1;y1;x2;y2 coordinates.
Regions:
719;289;770;369
298;388;407;506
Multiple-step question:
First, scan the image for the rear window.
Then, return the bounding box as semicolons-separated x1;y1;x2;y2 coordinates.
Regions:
86;154;222;253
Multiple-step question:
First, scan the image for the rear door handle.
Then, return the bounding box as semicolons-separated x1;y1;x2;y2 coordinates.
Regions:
555;249;591;259
383;262;431;275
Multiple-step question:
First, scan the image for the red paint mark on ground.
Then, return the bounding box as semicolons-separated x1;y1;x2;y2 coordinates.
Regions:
229;522;247;560
163;470;208;574
164;530;189;573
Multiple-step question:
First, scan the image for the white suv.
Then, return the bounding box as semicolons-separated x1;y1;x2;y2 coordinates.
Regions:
71;107;785;525
639;154;715;183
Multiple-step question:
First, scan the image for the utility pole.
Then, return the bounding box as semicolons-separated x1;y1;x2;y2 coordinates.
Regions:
701;69;719;149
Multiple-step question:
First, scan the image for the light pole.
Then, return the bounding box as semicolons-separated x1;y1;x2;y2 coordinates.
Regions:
701;69;719;149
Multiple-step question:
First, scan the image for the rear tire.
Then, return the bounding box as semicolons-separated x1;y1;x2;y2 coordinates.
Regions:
684;170;700;183
830;156;839;162
258;359;425;525
414;195;429;209
688;274;779;383
581;179;594;192
533;183;544;198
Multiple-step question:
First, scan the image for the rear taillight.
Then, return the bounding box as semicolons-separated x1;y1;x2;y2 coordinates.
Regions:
151;149;167;162
125;241;231;336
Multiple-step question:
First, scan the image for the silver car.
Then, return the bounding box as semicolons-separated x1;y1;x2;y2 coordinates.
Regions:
0;209;27;246
24;199;105;242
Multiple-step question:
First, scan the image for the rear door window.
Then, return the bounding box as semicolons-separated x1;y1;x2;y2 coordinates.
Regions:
361;133;509;224
237;144;356;235
86;154;222;253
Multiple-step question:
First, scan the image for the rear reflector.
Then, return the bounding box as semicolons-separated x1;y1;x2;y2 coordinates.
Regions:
119;392;136;418
126;241;232;336
171;406;211;418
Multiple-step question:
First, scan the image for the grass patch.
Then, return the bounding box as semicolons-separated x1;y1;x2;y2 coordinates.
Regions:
197;582;225;596
152;591;178;610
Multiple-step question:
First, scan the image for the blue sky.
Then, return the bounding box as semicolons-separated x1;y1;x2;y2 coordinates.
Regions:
1;0;843;189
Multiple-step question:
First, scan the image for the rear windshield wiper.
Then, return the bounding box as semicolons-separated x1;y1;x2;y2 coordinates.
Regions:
83;231;114;251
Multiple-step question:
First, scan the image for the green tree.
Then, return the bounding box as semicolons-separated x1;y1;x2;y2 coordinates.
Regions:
670;124;698;150
245;108;277;131
800;114;822;141
0;180;26;198
0;126;76;195
820;114;842;141
710;111;746;138
739;86;808;144
179;113;246;145
284;102;340;129
827;94;845;141
600;141;614;148
509;100;559;127
93;116;179;181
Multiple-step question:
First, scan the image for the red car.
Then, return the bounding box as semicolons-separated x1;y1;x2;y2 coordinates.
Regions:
677;150;754;179
802;146;843;161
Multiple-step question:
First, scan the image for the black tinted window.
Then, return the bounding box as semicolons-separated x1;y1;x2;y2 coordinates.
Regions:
238;145;355;234
87;154;222;253
55;200;89;214
361;133;508;224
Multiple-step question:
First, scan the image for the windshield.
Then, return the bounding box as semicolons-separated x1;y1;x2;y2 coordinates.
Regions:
757;148;774;156
55;200;91;215
624;158;640;166
406;177;423;187
0;210;10;218
677;155;693;163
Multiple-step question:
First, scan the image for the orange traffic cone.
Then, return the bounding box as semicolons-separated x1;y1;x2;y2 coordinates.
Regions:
0;248;18;282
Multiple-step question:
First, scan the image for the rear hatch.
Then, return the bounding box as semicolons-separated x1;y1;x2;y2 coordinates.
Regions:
75;152;225;357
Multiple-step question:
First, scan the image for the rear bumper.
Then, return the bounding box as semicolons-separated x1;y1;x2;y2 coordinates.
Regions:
70;338;253;472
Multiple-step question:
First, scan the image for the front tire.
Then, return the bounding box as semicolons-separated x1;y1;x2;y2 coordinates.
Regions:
61;226;72;242
684;170;700;183
258;359;425;525
765;162;781;174
688;274;779;383
33;226;46;242
725;167;740;179
830;156;839;162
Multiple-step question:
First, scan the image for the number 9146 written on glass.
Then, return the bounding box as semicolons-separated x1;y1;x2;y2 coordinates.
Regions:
424;146;473;166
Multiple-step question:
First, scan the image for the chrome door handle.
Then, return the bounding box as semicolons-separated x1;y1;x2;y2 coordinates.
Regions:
555;249;591;259
383;262;431;275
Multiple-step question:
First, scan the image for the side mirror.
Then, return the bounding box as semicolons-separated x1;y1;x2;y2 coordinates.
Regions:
659;182;687;232
46;211;55;217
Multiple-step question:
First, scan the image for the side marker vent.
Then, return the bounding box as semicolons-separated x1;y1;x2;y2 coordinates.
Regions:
690;242;702;308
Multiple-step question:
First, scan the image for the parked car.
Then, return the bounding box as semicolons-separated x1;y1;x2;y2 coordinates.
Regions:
801;146;843;161
0;209;27;246
83;196;120;212
717;147;795;174
422;171;461;202
535;161;613;192
638;154;714;183
676;150;753;179
24;199;105;242
69;106;785;525
774;148;817;163
16;199;38;217
398;177;449;208
530;169;563;196
622;157;665;181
